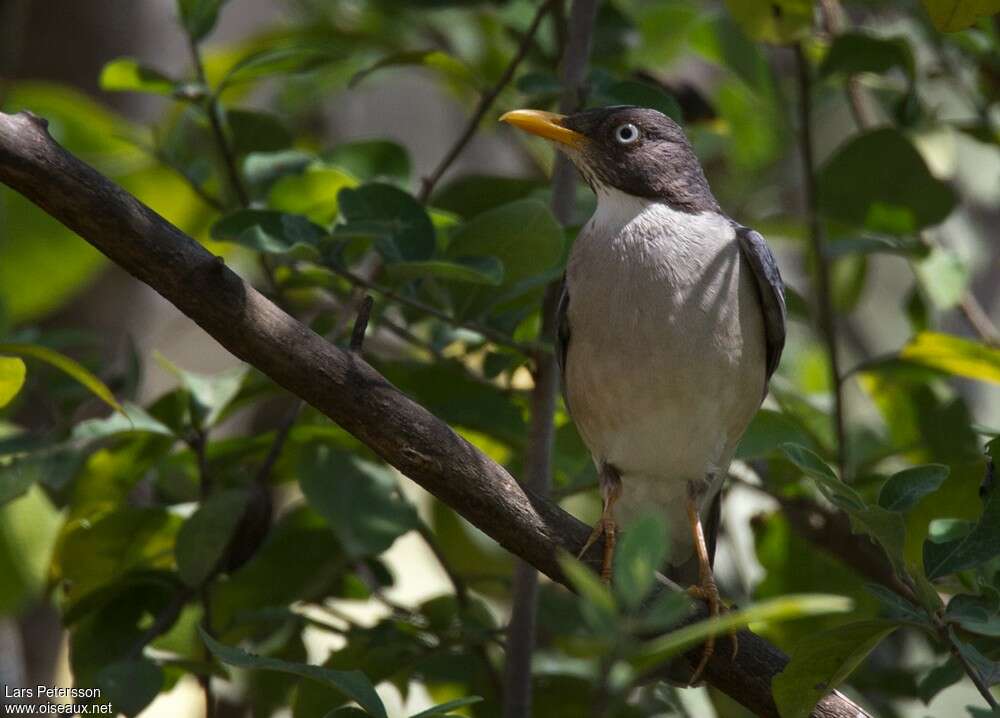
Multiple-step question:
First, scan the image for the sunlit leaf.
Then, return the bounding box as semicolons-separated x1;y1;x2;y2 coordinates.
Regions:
899;332;1000;385
0;356;26;409
723;0;813;43
268;163;358;225
200;628;387;718
0;343;122;414
630;594;853;672
99;58;177;96
773;620;899;718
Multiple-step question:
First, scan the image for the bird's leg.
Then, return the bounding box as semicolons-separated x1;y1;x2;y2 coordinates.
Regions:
683;482;736;685
577;464;623;583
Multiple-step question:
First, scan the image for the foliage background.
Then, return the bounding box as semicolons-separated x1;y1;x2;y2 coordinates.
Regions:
1;0;999;717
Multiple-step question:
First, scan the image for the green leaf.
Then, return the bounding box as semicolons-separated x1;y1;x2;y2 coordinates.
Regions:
819;33;914;81
269;163;358;225
780;443;841;485
899;332;1000;385
878;464;950;512
336;184;435;262
95;659;164;717
383;257;504;285
445;199;563;319
177;0;229;41
817;128;956;234
431;175;545;219
219;44;342;90
298;446;420;559
99;58;177;96
153;355;249;429
228;109;293;155
772;620;899;718
200;628;387;718
825;235;929;259
349;50;475;89
947;594;1000;637
175;489;251;587
630;594;853;673
410;697;484;718
0;343;122;414
924;483;1000;578
0;356;26;409
613;514;668;611
723;0;813;43
71;402;175;441
915;248;969;310
211;209;326;258
557;552;618;634
324;141;410;185
922;0;1000;32
736;409;819;459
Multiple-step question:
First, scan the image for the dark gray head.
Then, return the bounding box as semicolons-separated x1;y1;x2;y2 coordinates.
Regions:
501;105;719;214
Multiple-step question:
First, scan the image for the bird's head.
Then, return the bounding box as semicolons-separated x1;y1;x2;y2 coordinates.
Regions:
500;105;718;213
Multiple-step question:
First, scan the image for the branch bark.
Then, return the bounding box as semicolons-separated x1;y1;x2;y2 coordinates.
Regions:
0;110;869;718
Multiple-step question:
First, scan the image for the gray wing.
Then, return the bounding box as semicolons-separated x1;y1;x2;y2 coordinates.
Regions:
555;280;571;407
735;225;786;385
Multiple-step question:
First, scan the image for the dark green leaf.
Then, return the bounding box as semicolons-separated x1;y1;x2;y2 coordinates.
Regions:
99;58;177;96
0;342;123;414
445;199;563;319
299;446;419;559
879;464;950;512
819;33;914;80
613;514;668;611
557;553;618;634
176;489;251;587
737;409;819;459
818;128;956;234
410;696;484;718
923;0;1000;32
593;80;681;121
337;184;435;262
72;402;175;441
200;628;387;718
95;659;164;717
918;659;964;703
176;0;229;41
325;141;410;184
383;257;504;285
211;209;325;258
924;484;1000;578
219;44;343;90
947;593;1000;636
153;355;249;428
773;620;899;718
431;175;545;219
863;583;929;625
228;109;293;155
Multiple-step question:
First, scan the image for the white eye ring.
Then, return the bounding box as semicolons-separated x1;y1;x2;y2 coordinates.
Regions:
614;123;640;144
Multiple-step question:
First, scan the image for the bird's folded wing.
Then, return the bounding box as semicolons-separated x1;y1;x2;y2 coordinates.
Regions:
555;281;572;407
735;225;787;386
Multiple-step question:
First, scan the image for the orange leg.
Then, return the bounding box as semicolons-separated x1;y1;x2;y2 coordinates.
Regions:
684;488;738;685
577;465;623;583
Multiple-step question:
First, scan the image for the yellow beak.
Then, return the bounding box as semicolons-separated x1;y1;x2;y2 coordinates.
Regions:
499;109;585;148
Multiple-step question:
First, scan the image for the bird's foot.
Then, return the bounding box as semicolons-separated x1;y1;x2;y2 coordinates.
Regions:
577;515;617;584
685;575;737;685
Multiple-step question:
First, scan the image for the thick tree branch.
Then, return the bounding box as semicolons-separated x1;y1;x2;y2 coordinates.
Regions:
0;110;868;718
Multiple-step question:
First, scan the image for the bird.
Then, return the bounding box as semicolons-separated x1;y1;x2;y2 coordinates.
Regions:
500;106;786;682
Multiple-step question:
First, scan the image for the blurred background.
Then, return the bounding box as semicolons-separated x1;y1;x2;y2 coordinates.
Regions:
1;1;998;717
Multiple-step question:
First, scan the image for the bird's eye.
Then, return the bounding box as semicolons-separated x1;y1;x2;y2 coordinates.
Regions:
614;123;640;144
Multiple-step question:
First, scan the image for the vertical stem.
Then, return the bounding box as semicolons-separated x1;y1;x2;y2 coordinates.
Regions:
793;44;848;478
502;2;599;716
187;38;248;208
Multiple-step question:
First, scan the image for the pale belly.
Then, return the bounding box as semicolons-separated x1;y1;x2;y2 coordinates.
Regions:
563;203;766;549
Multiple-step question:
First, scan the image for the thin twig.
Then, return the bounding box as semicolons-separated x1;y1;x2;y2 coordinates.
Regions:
941;623;1000;710
350;295;375;352
418;0;557;203
793;44;849;480
187;37;248;208
417;520;469;606
326;264;546;355
503;2;599;716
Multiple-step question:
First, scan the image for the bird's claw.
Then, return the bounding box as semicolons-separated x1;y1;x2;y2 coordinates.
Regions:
577;515;616;584
685;578;738;685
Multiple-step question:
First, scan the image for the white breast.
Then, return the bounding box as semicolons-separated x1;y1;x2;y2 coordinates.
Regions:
564;188;766;547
